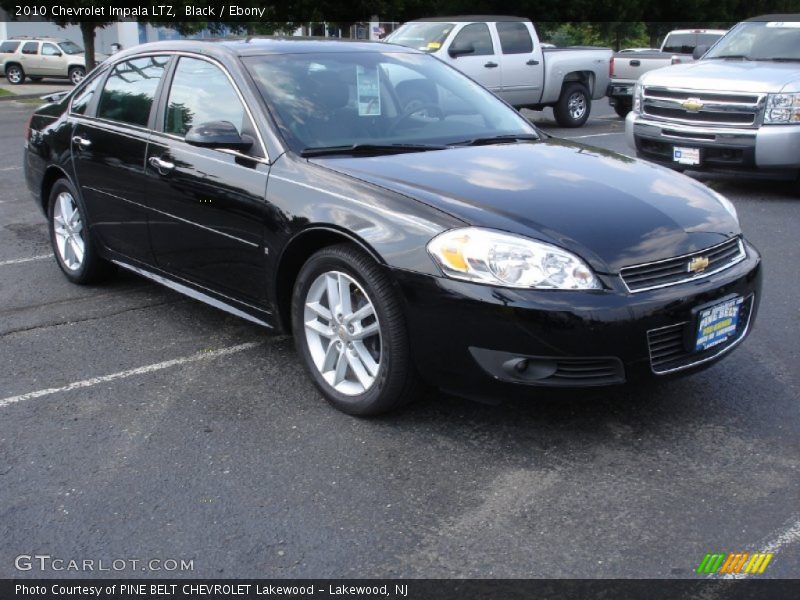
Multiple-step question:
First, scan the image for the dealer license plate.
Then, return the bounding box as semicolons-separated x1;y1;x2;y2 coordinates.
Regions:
673;146;700;165
695;297;743;352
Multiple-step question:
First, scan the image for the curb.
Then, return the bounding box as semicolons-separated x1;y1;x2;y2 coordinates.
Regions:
0;93;48;101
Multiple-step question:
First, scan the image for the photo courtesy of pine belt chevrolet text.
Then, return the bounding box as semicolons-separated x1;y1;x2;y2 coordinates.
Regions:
23;35;761;416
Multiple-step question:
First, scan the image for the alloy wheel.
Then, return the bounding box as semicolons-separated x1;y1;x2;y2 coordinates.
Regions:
7;67;23;84
303;271;382;396
568;92;587;120
53;191;85;271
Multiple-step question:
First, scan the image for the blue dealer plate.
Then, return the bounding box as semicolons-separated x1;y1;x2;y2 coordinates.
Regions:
695;297;743;352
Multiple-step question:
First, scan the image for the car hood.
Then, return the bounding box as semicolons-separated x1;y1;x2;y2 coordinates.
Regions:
642;60;800;93
312;140;740;274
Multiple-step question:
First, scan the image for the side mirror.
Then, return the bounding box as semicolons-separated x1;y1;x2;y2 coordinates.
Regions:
185;121;253;151
692;45;710;60
448;43;475;58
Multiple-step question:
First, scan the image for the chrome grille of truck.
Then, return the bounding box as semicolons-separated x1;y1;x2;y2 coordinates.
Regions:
620;237;745;293
642;87;765;128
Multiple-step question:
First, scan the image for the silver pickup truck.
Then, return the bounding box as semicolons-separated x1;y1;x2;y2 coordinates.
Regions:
626;15;800;177
385;17;612;127
607;29;726;117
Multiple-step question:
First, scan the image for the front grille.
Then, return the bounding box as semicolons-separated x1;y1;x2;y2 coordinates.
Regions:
547;357;625;386
620;237;745;293
647;295;754;374
642;86;764;128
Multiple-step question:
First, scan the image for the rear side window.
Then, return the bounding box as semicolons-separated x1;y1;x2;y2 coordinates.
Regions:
21;42;38;55
450;23;494;56
497;22;534;54
0;41;21;53
164;57;246;136
96;56;168;127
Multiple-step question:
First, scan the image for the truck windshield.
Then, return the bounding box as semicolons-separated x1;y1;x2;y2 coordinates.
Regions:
244;51;537;156
384;22;455;52
705;21;800;61
662;32;723;54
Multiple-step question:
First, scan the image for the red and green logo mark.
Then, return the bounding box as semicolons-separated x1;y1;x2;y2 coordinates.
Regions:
697;552;773;575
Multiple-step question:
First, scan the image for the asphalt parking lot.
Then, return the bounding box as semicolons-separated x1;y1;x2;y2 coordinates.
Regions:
0;99;798;579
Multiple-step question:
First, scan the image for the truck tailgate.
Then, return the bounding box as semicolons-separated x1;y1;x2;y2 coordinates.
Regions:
612;52;672;81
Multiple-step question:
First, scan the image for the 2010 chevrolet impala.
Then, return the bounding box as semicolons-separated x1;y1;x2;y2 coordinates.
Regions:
24;39;762;415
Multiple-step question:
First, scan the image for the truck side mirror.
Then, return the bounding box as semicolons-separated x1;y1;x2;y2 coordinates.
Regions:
448;43;475;58
692;45;710;60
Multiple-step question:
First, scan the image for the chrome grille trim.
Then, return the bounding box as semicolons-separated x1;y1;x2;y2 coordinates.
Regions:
620;238;746;293
642;86;766;128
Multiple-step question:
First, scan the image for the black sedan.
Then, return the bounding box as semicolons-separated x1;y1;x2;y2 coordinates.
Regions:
23;39;761;415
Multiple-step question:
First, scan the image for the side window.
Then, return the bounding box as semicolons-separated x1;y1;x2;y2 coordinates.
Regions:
450;23;494;56
497;22;534;54
21;42;38;55
165;57;246;137
96;56;168;127
71;74;102;115
42;43;60;57
0;41;21;54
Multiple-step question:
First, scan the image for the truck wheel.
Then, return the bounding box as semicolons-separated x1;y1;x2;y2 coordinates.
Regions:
5;64;25;85
69;67;86;85
554;82;591;128
614;104;631;118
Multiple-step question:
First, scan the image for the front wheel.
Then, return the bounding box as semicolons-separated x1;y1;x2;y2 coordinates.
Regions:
291;244;419;416
6;65;25;85
553;82;591;128
68;66;85;85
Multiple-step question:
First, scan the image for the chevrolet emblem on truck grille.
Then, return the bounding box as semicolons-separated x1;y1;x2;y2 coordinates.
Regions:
688;256;710;273
682;98;705;112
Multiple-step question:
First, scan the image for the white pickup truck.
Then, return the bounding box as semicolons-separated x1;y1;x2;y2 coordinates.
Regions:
384;17;612;127
607;29;726;117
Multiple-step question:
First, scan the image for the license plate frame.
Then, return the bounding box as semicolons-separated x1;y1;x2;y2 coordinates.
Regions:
673;146;701;166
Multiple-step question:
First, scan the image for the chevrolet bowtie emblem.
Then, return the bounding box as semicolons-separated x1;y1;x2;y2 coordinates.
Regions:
688;256;710;273
682;98;704;112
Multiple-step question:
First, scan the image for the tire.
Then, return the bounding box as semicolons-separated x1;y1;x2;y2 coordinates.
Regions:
68;66;85;85
613;103;631;118
47;178;115;284
553;82;591;128
5;64;25;85
291;243;419;416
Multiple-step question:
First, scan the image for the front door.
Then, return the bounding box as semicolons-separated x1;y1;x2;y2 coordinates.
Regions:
144;56;270;304
443;23;502;93
40;43;64;77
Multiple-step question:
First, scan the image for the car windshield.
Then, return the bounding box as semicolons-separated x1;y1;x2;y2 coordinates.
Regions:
59;41;83;55
705;21;800;61
383;22;455;52
244;51;538;156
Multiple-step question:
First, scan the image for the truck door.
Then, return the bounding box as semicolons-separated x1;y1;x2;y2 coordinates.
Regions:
40;42;64;77
19;41;43;74
494;21;544;107
443;23;501;93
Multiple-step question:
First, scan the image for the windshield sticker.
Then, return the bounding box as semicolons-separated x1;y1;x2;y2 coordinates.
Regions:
766;22;800;28
356;65;381;116
427;42;442;49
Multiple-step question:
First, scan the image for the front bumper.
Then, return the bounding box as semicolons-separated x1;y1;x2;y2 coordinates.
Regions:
626;112;800;172
606;81;634;107
394;240;761;401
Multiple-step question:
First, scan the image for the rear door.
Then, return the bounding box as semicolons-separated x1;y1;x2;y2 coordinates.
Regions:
19;41;42;74
144;55;270;304
70;55;170;262
494;21;544;105
442;23;502;93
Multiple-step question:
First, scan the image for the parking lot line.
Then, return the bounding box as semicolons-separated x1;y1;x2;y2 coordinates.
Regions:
721;517;800;579
0;253;53;266
0;341;262;409
0;166;21;171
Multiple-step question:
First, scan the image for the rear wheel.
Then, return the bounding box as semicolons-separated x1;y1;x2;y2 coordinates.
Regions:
68;66;85;85
553;82;591;128
6;64;24;85
291;244;419;416
48;178;114;284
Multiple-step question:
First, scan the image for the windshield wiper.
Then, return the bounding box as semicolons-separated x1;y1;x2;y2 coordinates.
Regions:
766;57;800;62
300;143;448;158
708;54;751;60
450;134;540;147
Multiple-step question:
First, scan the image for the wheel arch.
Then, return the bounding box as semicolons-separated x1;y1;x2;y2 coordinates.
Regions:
39;165;74;215
4;61;22;74
562;71;595;96
273;226;386;333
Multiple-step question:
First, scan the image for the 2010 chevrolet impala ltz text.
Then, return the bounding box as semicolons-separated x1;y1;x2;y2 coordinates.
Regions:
23;38;761;415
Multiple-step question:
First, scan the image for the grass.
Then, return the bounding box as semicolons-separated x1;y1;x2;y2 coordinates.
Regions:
15;98;45;105
0;88;14;97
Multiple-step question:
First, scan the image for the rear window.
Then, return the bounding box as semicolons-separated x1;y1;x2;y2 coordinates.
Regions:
0;41;20;53
662;33;723;54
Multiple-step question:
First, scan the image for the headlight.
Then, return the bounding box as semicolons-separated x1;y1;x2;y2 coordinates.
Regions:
633;82;643;114
427;228;600;290
764;93;800;124
712;190;739;224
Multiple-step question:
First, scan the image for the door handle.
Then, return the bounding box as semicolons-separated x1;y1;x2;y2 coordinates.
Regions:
484;61;499;68
72;135;91;149
630;60;641;67
526;59;540;65
148;156;175;174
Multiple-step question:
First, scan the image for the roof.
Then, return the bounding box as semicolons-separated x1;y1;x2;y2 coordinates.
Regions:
746;14;800;22
410;16;530;23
